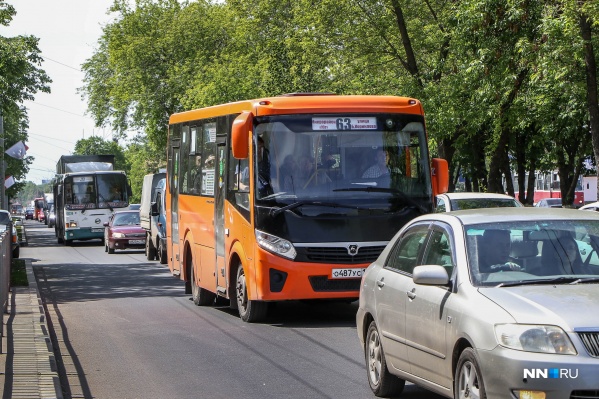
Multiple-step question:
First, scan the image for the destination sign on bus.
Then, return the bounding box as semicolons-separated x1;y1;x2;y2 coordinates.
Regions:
312;117;377;131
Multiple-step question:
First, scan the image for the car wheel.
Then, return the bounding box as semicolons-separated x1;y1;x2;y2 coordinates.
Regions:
158;240;167;264
236;266;268;323
108;245;115;254
190;258;215;306
145;233;156;261
64;239;72;246
365;321;405;397
455;348;486;399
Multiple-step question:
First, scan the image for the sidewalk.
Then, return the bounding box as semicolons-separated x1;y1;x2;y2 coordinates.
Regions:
1;259;63;399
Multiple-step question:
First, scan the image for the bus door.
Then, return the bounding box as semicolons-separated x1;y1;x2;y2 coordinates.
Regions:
169;139;182;275
215;136;227;294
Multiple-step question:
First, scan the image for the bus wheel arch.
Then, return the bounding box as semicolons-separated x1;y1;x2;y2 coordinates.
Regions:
185;240;215;306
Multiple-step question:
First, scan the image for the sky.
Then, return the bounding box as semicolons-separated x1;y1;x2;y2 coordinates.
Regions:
0;0;116;184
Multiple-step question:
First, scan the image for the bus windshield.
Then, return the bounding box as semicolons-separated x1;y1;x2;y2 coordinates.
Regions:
244;113;433;214
64;173;129;210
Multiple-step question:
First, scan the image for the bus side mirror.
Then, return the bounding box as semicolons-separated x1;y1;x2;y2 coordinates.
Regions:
431;158;449;196
231;112;253;159
151;202;159;216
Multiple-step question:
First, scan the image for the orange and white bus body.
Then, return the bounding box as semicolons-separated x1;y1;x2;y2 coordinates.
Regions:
166;94;448;322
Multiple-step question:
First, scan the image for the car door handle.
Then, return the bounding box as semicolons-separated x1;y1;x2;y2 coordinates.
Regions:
407;288;416;299
376;279;385;288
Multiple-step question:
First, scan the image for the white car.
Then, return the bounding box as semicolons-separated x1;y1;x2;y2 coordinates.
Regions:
435;192;522;212
580;201;599;212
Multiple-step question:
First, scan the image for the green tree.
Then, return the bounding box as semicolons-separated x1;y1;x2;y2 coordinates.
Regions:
1;0;51;202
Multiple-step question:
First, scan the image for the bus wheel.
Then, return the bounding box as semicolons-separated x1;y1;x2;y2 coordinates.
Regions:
145;234;156;261
190;262;215;306
236;266;268;323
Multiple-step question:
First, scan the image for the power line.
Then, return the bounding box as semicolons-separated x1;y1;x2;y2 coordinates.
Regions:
27;101;87;117
42;56;81;72
27;132;77;144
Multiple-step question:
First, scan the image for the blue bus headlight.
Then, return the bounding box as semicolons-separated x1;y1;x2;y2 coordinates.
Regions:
255;229;297;260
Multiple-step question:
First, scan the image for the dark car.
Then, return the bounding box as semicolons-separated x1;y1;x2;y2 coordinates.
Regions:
104;210;145;254
25;208;34;220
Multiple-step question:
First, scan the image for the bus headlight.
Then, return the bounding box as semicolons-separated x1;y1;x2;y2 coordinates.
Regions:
255;230;296;260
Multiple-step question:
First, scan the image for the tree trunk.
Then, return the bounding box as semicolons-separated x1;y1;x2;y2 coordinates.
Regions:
580;12;599;200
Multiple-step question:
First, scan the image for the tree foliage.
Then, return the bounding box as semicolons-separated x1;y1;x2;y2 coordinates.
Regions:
79;0;599;204
1;0;51;202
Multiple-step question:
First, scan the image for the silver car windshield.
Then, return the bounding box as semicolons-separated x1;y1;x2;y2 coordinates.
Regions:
466;220;599;287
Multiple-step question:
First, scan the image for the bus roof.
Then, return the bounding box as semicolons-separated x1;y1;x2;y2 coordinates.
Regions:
169;94;423;125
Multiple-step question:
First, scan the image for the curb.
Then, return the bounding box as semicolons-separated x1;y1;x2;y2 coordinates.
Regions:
3;259;63;399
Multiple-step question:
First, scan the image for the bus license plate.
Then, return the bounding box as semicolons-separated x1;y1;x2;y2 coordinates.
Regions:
129;240;144;245
331;268;366;279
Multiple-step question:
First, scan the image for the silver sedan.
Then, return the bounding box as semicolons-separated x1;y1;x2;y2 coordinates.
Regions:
357;208;599;398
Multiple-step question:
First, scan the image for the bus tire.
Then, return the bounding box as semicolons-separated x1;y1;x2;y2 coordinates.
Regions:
145;233;156;261
191;260;215;306
236;266;268;323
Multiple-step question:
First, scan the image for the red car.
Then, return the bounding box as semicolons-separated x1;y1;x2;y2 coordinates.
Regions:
104;210;146;254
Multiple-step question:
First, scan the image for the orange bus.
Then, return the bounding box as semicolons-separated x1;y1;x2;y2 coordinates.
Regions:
166;94;448;322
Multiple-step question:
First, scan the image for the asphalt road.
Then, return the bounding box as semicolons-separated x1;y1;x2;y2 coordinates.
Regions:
22;220;444;399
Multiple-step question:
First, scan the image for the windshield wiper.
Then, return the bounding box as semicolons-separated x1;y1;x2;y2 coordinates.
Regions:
495;277;582;288
270;200;366;217
569;277;599;284
333;187;427;214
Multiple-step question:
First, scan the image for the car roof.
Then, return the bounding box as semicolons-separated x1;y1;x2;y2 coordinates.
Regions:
438;192;518;200
415;207;599;227
580;201;599;209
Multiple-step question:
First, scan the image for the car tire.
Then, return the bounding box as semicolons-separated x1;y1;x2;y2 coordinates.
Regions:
365;321;405;397
236;266;268;323
145;233;156;261
190;257;215;306
108;246;115;254
158;240;167;264
455;348;486;399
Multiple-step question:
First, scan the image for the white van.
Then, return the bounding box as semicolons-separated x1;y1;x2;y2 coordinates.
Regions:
140;172;166;260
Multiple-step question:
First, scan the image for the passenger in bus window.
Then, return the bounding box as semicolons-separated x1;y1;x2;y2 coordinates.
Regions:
108;186;123;201
191;155;202;193
362;149;389;178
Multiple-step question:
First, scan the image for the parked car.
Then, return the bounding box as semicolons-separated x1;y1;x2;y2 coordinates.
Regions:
535;198;563;208
0;210;19;258
25;207;34;220
435;192;522;212
580;201;599;212
11;215;27;247
357;208;599;398
103;210;145;254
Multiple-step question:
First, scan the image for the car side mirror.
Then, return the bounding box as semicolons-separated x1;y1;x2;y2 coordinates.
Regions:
413;265;450;286
103;222;109;227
